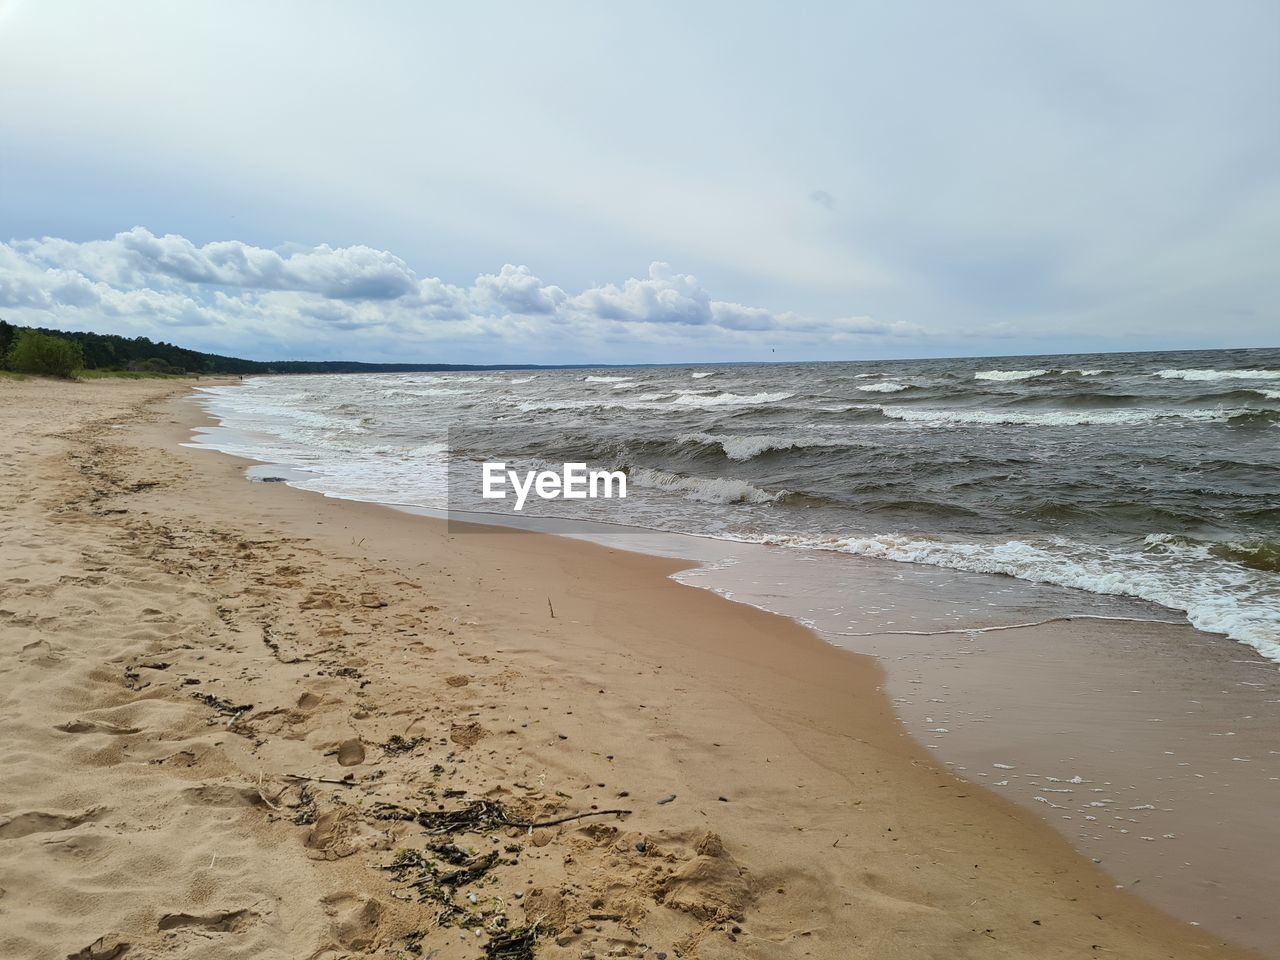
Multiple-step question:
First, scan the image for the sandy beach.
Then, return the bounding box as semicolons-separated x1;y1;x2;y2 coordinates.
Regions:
0;377;1260;960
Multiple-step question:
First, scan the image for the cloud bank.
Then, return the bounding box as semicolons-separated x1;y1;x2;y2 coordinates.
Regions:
0;228;919;362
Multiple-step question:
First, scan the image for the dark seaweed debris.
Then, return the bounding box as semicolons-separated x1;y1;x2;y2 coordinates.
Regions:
484;925;538;960
371;798;631;835
381;734;424;755
190;691;252;716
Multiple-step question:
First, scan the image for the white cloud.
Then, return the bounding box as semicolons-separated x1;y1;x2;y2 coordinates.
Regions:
0;228;926;361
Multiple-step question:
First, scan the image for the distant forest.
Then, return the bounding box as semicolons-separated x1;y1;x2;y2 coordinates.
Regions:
0;319;544;375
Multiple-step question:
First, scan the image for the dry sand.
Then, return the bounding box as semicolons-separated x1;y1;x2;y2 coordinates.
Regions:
0;377;1260;960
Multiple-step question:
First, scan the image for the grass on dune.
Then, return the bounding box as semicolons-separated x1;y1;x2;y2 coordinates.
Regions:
73;368;185;380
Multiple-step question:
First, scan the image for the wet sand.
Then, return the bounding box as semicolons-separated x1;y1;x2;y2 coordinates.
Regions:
0;377;1260;959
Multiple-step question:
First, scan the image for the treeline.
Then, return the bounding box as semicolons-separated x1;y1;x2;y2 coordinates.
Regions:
0;319;545;377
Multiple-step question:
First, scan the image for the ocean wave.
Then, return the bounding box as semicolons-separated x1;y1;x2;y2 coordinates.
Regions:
628;466;781;504
509;376;536;384
677;432;839;461
879;406;1249;427
856;381;911;393
382;386;473;398
515;398;657;412
1156;368;1280;381
690;371;717;379
672;390;794;408
584;375;632;383
974;369;1050;381
760;532;1280;661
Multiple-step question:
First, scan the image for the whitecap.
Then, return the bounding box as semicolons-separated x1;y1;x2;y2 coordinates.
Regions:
672;391;794;408
629;466;780;504
678;432;839;461
879;407;1239;427
974;369;1050;381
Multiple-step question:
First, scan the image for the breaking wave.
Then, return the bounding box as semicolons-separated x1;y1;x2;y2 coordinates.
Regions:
974;369;1050;381
628;466;781;504
755;531;1280;662
677;432;839;461
879;406;1260;428
672;391;794;408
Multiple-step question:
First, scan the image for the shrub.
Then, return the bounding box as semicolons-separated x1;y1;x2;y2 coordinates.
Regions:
5;330;85;378
127;357;185;375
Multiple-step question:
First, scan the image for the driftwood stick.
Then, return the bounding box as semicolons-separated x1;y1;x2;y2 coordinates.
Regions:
501;808;631;829
284;773;358;787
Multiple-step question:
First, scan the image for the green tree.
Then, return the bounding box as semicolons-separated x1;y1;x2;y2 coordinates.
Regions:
0;319;14;363
5;330;85;378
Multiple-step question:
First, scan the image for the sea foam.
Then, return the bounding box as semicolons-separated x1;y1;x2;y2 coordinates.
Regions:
678;432;839;461
629;466;780;504
974;369;1050;381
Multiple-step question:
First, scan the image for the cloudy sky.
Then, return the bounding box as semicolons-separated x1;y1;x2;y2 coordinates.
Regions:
1;1;1276;364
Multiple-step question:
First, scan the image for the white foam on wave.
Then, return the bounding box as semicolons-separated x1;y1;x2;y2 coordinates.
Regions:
1156;368;1280;381
974;369;1050;381
1062;369;1105;376
880;406;1239;427
856;381;910;393
1261;390;1280;400
516;396;666;413
629;466;780;504
678;432;838;461
752;532;1280;662
383;386;473;398
509;376;536;384
672;390;794;408
690;371;717;379
584;375;633;383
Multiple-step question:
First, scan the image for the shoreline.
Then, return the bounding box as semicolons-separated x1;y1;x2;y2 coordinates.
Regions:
0;377;1260;959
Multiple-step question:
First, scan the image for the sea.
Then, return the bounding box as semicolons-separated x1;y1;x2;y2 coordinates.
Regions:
193;346;1280;661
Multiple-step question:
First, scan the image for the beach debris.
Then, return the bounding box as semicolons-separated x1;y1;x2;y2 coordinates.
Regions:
381;734;423;755
372;798;632;836
284;772;358;787
484;924;539;959
657;794;677;805
190;691;253;720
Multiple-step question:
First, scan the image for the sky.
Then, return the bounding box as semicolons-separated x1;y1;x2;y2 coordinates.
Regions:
0;1;1276;364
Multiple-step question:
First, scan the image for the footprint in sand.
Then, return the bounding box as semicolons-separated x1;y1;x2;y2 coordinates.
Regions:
321;892;385;950
157;907;255;933
18;638;63;665
296;691;323;711
66;935;129;960
55;719;141;735
0;807;103;840
336;738;366;766
180;784;266;808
